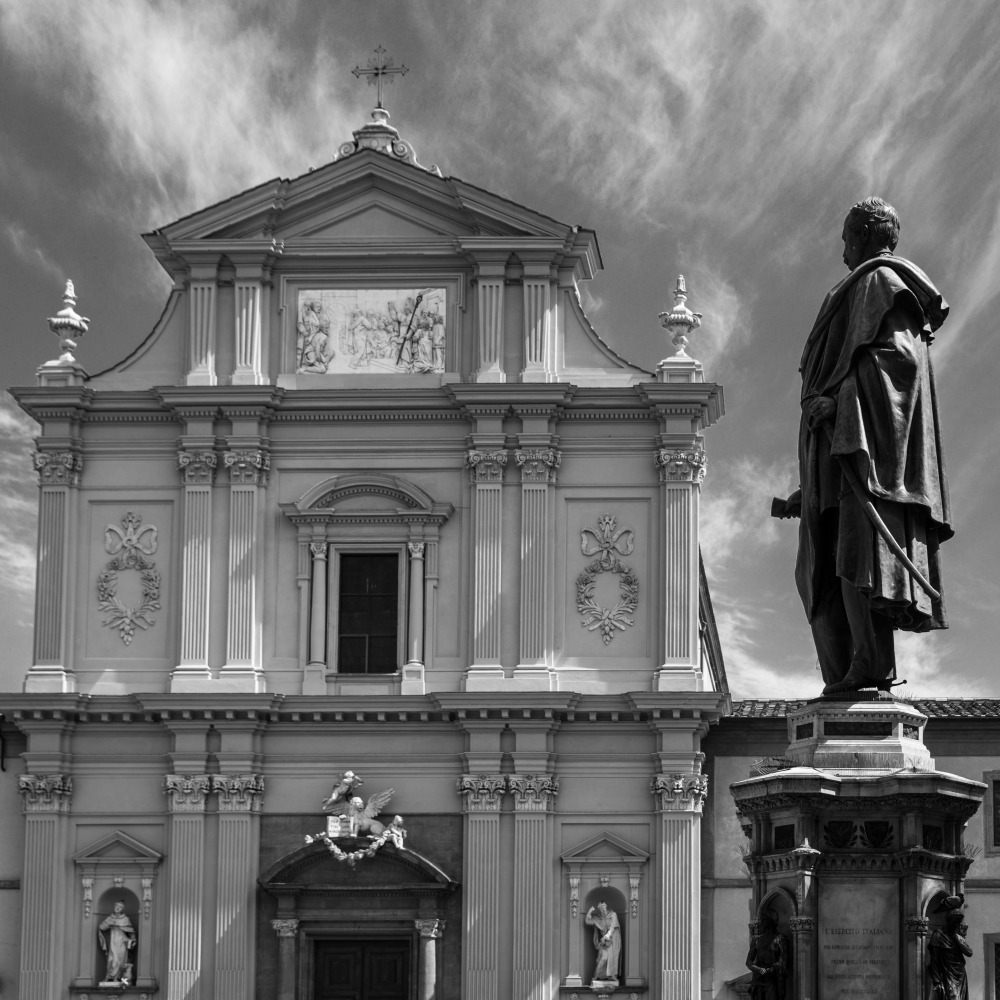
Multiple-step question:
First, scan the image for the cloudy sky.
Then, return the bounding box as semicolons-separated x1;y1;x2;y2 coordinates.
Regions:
1;0;998;698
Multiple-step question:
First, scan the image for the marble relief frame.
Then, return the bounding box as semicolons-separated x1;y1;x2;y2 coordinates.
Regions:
278;274;466;378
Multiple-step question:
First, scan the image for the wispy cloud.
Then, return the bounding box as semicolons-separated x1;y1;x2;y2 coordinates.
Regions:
2;222;65;284
0;395;37;597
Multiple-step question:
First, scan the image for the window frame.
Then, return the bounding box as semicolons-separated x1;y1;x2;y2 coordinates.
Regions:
328;544;407;676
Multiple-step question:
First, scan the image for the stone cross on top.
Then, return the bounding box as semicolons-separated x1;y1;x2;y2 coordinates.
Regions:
352;45;408;109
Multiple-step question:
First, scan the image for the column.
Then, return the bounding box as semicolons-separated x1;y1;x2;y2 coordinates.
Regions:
509;774;558;999
27;450;82;691
414;918;445;1000
174;448;217;688
465;450;506;688
212;774;265;1000
476;271;505;382
18;773;73;1000
514;449;560;686
904;916;928;1000
164;774;210;1000
521;263;553;382
653;447;706;690
305;540;328;693
790;915;818;1000
222;449;269;690
232;273;264;384
402;542;426;694
651;771;708;999
272;918;299;1000
187;268;219;385
458;774;507;999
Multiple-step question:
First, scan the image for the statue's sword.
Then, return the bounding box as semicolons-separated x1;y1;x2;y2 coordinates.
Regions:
823;424;940;601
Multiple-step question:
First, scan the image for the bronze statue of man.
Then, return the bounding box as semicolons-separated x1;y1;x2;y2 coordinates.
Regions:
775;197;951;695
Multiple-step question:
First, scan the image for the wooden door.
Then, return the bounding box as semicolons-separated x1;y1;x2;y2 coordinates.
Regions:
314;940;410;1000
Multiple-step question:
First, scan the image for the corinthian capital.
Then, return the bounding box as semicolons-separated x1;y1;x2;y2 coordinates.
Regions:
164;774;211;813
508;773;559;811
466;449;507;483
18;773;73;813
515;448;561;484
211;773;265;812
650;772;709;812
33;450;83;487
178;449;218;485
457;773;507;812
224;448;270;485
655;447;706;484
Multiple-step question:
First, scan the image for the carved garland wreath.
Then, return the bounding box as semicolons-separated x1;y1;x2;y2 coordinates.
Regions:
304;826;402;867
576;513;639;644
97;512;161;645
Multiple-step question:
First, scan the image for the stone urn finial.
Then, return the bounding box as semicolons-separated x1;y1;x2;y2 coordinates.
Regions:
47;279;90;363
658;275;702;358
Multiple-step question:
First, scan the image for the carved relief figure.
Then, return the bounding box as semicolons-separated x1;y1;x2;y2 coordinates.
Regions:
746;908;787;1000
585;902;621;984
296;288;446;374
773;197;951;695
98;901;137;984
321;770;363;812
927;907;972;1000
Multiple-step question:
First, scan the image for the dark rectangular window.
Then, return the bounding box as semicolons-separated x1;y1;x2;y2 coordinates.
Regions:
338;553;399;674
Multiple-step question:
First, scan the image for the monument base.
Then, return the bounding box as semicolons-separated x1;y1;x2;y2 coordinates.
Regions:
731;696;984;1000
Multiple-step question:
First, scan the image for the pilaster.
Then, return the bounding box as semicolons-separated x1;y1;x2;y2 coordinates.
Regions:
474;257;507;382
521;257;555;382
514;448;559;688
186;257;221;385
27;446;83;691
164;773;210;1000
510;773;559;999
174;445;217;685
211;773;265;1000
457;773;507;1000
653;445;706;690
18;773;73;1000
221;445;269;690
305;540;328;693
402;541;427;694
465;448;507;687
229;251;278;385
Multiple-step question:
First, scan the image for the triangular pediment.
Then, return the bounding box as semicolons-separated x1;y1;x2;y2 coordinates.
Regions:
561;831;648;863
145;149;584;250
74;830;162;868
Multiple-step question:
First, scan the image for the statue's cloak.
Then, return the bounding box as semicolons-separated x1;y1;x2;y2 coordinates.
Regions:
796;254;952;631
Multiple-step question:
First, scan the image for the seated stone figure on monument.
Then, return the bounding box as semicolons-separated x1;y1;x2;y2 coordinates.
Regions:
773;197;951;695
745;907;787;1000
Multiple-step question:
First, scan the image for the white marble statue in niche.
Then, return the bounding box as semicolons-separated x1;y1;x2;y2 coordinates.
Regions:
98;900;137;986
585;901;622;986
296;288;446;374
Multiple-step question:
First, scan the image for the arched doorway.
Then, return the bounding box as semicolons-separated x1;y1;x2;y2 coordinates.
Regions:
259;839;459;1000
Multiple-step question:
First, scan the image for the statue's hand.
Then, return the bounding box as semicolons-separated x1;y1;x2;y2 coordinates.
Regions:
804;395;837;431
771;489;801;519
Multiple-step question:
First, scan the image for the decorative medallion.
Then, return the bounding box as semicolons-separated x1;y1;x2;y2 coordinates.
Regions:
306;769;406;866
576;514;639;644
97;512;160;645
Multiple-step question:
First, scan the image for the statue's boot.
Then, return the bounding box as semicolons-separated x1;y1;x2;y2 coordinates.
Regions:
822;663;885;696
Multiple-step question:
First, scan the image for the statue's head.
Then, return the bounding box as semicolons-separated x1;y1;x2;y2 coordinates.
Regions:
842;197;900;269
597;901;608;914
759;907;779;931
945;910;966;933
350;796;364;808
113;901;125;914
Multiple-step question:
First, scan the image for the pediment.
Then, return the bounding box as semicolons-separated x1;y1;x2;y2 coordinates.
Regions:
561;832;648;864
74;830;162;871
145;149;584;251
261;840;457;890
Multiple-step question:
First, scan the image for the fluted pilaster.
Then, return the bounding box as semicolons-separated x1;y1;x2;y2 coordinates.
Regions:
165;774;210;1000
522;276;552;381
510;774;558;999
212;774;264;1000
176;450;216;674
18;773;73;999
233;281;263;384
458;774;506;999
187;280;218;385
467;451;506;676
476;277;505;382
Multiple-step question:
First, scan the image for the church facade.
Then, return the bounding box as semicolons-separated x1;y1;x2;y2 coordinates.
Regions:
0;104;730;1000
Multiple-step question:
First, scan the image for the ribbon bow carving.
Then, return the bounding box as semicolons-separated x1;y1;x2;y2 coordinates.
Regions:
580;514;634;570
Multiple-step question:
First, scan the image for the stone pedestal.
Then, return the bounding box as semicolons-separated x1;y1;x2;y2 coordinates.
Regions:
731;695;984;1000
